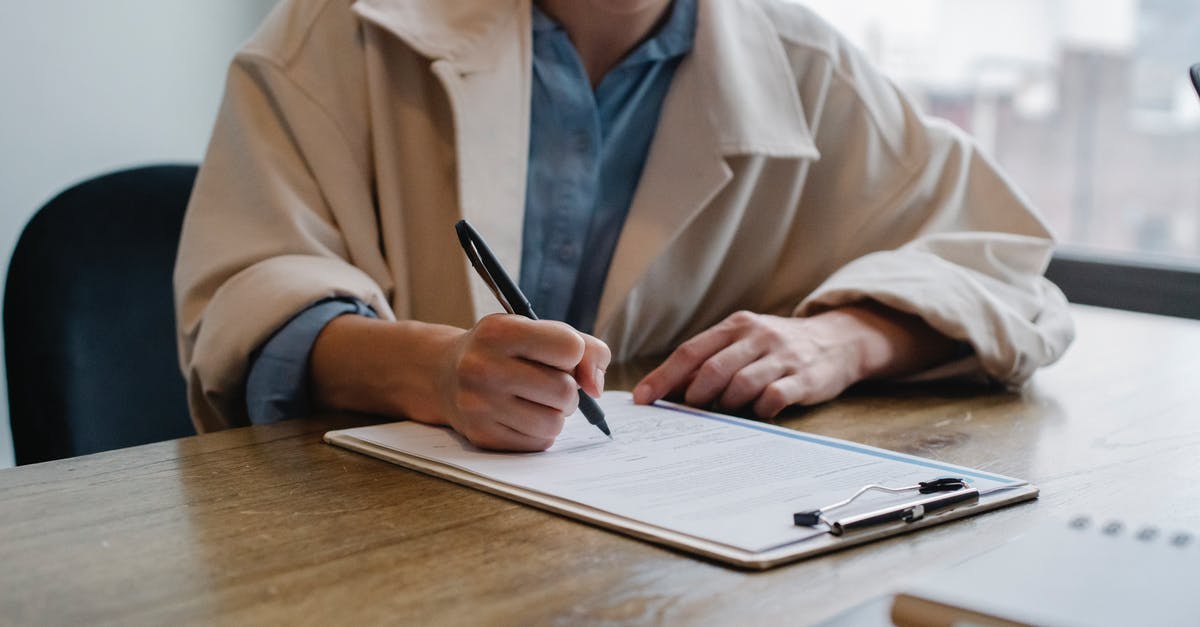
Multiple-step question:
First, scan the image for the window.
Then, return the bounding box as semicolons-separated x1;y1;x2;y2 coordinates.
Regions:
800;0;1200;268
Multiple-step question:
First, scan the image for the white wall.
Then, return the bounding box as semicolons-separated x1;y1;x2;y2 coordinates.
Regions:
0;1;278;467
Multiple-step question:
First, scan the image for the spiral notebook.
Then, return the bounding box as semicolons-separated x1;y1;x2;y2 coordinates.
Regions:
891;516;1200;626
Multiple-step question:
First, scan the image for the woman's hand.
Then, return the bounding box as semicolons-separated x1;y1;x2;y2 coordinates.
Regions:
632;305;959;418
437;315;610;451
310;314;610;452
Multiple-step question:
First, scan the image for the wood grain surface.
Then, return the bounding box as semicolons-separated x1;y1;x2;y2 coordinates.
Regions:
2;305;1199;626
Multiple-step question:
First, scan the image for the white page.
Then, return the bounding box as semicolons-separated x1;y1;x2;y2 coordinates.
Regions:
344;392;1022;553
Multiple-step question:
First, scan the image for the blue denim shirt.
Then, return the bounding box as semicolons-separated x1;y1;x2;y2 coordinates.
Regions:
521;0;695;332
245;0;697;424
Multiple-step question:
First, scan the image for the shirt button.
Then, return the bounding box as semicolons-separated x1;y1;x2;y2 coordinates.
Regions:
556;244;578;263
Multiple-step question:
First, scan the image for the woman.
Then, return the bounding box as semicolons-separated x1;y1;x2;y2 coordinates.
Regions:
175;0;1073;450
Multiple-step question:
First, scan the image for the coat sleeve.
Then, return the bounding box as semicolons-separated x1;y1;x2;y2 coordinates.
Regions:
790;31;1074;386
174;51;396;432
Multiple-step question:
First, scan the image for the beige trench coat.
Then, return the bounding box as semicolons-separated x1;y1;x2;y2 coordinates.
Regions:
175;0;1074;432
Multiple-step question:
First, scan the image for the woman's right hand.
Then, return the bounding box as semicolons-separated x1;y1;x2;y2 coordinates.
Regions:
309;314;610;451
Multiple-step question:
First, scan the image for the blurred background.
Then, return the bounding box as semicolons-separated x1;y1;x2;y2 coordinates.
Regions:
0;0;1196;467
801;0;1200;262
0;1;277;467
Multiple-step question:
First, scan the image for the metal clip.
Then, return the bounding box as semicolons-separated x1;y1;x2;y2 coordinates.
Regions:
793;477;974;533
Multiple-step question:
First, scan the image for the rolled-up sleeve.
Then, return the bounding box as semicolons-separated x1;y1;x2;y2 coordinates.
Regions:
245;298;377;424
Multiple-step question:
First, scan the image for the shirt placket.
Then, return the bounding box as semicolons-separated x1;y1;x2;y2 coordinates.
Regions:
531;32;602;324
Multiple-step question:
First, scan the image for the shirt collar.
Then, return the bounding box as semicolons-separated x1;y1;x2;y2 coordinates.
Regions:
531;0;696;66
353;0;816;158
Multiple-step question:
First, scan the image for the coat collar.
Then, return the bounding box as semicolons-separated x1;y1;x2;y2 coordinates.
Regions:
356;0;532;320
594;0;820;334
353;0;819;157
352;0;520;73
694;0;820;159
352;0;821;331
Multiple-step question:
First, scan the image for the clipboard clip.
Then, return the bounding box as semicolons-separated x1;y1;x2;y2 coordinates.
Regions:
793;477;980;536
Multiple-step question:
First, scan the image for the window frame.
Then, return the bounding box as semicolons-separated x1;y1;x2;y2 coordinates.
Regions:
1046;249;1200;320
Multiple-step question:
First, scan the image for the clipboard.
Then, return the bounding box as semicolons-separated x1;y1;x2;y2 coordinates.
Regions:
325;393;1038;570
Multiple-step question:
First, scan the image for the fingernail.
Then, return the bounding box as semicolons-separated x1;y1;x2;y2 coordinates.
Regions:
595;367;606;394
633;383;651;403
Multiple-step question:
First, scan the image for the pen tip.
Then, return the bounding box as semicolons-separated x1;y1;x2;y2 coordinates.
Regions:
598;420;612;438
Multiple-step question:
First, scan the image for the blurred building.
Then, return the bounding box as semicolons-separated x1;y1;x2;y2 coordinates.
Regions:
802;0;1200;262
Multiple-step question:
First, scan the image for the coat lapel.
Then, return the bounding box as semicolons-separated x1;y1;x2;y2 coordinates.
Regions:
594;0;821;336
354;0;821;333
355;0;531;321
591;58;732;337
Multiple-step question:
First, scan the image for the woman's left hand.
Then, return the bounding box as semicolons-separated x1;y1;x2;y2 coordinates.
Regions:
632;305;959;418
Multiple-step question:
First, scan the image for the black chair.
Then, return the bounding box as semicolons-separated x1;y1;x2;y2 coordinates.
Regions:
5;165;197;465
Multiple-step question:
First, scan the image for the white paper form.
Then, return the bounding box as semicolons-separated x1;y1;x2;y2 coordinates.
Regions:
341;392;1023;553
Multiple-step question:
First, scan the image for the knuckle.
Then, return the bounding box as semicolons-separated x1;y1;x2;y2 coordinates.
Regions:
729;310;758;327
553;374;578;409
676;341;704;363
473;315;506;343
684;383;708;406
588;336;613;366
762;381;790;408
496;313;530;339
698;359;727;382
759;324;786;345
561;390;580;417
729;371;755;396
543;321;586;362
563;331;587;362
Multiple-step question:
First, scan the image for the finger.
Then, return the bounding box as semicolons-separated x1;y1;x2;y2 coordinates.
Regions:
574;334;612;398
477;316;587;372
633;325;738;404
717;357;790;410
496;396;570;441
465;419;557;452
455;341;577;414
684;339;764;407
499;360;580;414
751;375;818;419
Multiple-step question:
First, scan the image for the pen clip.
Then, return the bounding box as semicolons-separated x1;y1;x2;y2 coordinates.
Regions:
824;487;980;536
456;221;516;315
792;477;970;529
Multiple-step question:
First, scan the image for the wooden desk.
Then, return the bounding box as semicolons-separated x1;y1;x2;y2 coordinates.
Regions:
3;305;1199;625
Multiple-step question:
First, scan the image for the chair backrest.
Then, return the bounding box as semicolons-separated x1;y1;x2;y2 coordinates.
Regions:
5;165;198;465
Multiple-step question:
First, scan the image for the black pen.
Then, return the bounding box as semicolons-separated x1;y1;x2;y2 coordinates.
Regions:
455;219;611;438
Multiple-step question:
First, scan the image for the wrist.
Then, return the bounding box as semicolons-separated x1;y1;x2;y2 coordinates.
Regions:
808;303;959;380
309;316;464;423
